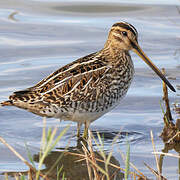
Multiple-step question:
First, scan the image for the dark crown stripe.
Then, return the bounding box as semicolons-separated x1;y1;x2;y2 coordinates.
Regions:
112;22;137;37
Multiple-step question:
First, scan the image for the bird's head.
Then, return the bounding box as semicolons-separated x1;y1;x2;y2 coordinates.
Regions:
106;21;175;92
108;22;138;51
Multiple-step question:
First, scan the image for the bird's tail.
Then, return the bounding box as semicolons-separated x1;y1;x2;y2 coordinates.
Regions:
0;89;31;107
0;100;13;107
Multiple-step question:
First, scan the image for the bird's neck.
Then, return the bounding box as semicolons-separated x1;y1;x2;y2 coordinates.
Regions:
101;40;129;63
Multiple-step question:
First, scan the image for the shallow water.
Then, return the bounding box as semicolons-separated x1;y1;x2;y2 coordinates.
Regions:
0;0;180;179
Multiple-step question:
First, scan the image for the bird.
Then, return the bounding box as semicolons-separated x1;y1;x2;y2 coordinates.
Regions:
0;22;176;139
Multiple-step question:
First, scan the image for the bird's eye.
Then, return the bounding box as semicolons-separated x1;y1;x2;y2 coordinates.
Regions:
122;31;127;36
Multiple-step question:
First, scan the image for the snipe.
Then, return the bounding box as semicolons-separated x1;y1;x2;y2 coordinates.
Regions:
1;22;175;138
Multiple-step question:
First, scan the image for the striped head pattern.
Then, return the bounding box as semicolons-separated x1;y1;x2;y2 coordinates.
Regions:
107;21;138;51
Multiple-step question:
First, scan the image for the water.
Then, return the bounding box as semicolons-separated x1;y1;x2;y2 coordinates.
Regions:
0;0;180;179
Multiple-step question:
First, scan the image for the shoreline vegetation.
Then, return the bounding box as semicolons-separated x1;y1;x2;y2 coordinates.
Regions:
0;69;179;180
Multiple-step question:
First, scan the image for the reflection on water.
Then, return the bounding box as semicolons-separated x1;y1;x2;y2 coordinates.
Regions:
159;142;180;176
89;130;144;145
53;4;144;14
0;0;179;179
33;144;123;180
2;138;124;179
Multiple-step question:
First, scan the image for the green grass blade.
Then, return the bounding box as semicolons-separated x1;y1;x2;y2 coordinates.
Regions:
159;100;165;116
4;173;9;180
62;172;66;180
20;175;25;180
57;165;63;180
45;151;65;177
36;126;69;180
25;143;36;168
125;140;130;180
160;100;169;124
96;132;105;159
106;151;112;165
46;128;52;143
50;125;70;153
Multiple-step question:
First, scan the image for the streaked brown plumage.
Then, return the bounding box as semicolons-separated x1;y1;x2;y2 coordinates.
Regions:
1;22;175;138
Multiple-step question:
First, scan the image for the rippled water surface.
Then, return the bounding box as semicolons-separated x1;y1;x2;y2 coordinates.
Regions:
0;0;180;179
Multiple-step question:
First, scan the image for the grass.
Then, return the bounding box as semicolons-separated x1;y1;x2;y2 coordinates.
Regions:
0;123;179;180
0;125;147;179
0;117;69;180
124;139;130;180
69;130;145;180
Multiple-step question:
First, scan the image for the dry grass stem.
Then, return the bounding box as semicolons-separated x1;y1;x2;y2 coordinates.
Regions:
162;68;173;122
14;173;19;180
4;172;8;180
167;131;180;143
28;169;33;180
144;162;167;180
0;136;48;180
88;131;100;179
152;152;180;158
118;149;146;178
150;131;161;179
8;11;19;22
0;136;34;169
68;151;143;178
81;141;93;180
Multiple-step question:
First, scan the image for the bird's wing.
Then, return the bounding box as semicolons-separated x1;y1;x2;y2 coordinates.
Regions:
15;52;111;105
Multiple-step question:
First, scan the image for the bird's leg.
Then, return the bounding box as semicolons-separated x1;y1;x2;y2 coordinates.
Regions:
83;121;90;139
77;122;82;138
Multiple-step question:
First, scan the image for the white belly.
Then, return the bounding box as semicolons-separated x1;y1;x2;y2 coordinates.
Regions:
54;109;107;123
52;94;126;123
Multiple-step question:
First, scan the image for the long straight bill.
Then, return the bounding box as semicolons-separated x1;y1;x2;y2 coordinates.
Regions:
132;42;176;92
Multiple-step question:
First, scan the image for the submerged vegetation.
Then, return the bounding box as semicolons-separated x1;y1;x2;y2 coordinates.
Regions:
0;69;179;180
